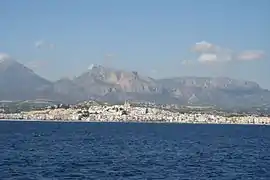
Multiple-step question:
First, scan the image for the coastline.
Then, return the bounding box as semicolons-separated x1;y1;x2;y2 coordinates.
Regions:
1;118;269;126
1;102;270;125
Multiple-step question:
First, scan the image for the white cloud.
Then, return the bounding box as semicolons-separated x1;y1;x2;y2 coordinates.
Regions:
191;41;233;63
35;40;55;50
0;53;12;63
190;41;265;64
198;53;218;63
199;52;232;64
236;50;265;61
35;40;44;48
192;41;219;53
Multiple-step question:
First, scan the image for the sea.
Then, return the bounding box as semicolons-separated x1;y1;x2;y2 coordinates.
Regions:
0;121;269;180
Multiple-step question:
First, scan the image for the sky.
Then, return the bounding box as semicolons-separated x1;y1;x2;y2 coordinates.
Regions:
1;0;270;88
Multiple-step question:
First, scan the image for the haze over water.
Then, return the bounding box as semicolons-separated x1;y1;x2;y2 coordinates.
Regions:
0;121;269;179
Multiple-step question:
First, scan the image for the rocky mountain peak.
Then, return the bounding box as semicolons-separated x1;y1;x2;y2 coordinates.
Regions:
0;59;269;108
0;54;54;101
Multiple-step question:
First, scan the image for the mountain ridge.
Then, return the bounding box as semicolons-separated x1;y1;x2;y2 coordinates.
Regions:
0;59;269;108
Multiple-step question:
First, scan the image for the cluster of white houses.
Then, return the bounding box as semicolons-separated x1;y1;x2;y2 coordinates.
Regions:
0;102;269;125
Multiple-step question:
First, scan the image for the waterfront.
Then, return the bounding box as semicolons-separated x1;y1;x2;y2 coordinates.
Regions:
0;102;270;125
0;121;269;179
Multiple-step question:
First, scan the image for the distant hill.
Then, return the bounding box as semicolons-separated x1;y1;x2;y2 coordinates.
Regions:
0;56;72;103
157;77;270;108
0;56;51;100
0;59;269;109
66;65;270;108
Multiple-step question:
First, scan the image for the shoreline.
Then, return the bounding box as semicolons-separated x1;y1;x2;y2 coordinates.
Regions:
1;102;269;126
1;118;269;126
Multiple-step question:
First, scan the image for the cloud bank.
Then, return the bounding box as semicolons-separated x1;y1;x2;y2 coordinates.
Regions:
236;50;265;61
188;41;265;64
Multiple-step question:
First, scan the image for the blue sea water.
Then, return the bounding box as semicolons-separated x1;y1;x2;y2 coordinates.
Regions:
0;121;269;180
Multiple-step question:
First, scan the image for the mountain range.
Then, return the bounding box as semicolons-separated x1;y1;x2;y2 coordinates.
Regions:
1;57;270;109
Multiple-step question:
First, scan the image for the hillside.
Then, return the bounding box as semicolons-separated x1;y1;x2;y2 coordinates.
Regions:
0;59;269;109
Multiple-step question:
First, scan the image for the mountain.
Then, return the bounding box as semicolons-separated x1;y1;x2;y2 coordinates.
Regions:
0;56;51;100
73;65;160;94
65;65;270;108
157;77;269;108
0;55;70;102
0;58;269;109
52;78;88;103
68;65;163;103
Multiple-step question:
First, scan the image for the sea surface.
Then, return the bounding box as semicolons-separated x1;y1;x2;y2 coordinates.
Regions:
0;121;269;180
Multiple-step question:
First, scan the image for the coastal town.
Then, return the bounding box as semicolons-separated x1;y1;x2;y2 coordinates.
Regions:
0;101;269;125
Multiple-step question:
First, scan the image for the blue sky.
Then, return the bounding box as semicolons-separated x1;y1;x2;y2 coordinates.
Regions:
1;0;270;88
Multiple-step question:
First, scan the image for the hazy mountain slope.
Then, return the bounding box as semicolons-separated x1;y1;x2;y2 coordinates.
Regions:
0;57;52;101
52;78;89;103
0;58;269;108
157;77;268;108
0;56;73;103
72;65;161;95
